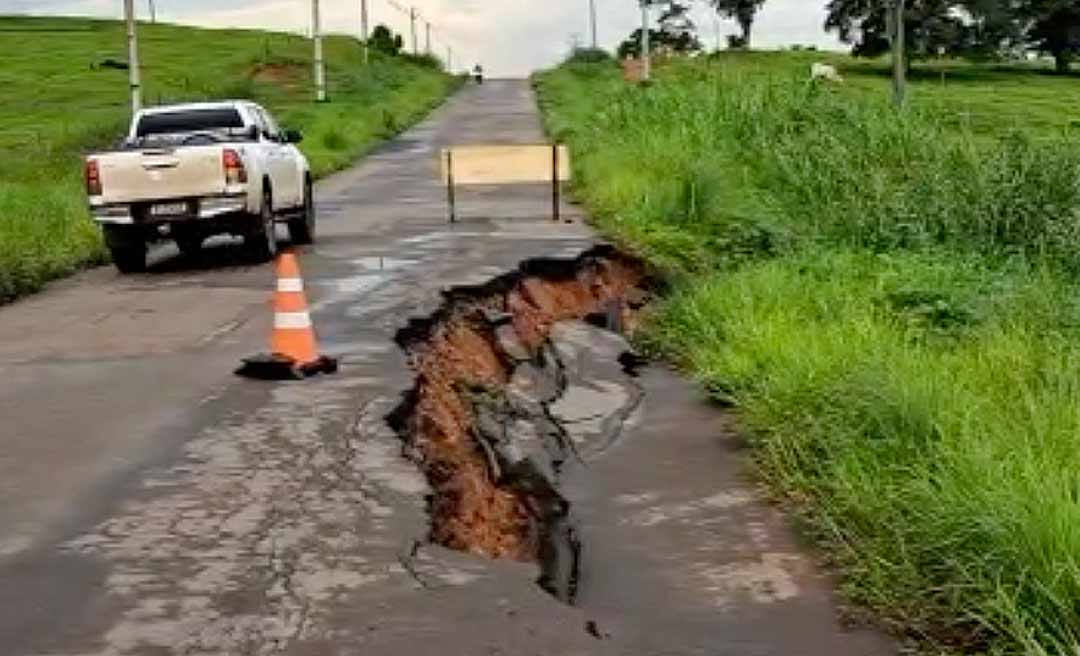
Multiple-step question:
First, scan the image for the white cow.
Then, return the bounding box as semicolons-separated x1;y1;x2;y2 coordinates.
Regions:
810;63;844;83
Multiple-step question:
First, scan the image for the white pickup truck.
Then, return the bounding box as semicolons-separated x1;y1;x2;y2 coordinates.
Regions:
85;101;314;272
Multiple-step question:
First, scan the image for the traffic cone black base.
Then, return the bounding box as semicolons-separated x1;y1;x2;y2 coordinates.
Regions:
236;354;338;381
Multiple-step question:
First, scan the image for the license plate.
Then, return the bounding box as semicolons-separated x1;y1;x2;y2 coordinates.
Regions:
151;202;189;217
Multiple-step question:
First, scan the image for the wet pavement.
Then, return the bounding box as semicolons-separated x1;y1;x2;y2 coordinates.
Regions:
0;80;894;655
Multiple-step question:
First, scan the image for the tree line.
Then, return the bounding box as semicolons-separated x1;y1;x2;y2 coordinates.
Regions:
619;0;1080;73
827;0;1080;72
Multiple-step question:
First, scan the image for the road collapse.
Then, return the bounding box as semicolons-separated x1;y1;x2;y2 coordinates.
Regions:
388;245;653;602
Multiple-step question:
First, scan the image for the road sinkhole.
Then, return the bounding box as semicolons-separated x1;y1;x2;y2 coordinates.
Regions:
388;245;653;602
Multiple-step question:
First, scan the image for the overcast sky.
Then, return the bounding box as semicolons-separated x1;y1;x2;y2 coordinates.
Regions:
2;0;842;77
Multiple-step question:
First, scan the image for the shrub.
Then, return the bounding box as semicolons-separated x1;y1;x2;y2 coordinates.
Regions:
565;47;613;65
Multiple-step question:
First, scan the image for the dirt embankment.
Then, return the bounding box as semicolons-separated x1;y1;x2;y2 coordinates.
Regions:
389;246;651;566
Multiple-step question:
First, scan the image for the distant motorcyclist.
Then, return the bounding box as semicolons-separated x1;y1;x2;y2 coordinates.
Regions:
473;64;484;84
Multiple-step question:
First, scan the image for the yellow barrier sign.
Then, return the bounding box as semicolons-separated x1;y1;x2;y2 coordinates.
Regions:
440;145;570;186
440;143;571;223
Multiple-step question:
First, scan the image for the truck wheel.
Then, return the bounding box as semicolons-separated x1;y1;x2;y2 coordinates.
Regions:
245;187;278;263
288;177;315;245
103;225;146;274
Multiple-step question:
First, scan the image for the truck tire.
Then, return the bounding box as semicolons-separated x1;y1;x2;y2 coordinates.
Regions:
244;187;278;263
103;225;147;274
288;177;315;245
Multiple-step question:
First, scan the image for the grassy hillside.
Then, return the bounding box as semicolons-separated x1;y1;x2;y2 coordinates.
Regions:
537;53;1080;653
0;15;458;302
679;51;1080;138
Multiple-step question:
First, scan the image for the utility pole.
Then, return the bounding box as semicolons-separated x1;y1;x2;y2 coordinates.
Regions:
360;0;370;64
447;46;452;72
410;7;418;56
147;0;156;23
639;0;650;82
425;21;431;54
124;0;141;113
312;0;326;102
891;0;907;108
588;0;598;49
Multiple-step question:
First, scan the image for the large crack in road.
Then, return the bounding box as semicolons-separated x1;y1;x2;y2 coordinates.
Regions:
388;245;653;603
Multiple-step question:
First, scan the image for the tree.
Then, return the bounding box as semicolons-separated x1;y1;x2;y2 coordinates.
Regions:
369;24;404;56
1023;0;1080;72
824;0;1026;60
617;1;702;58
658;0;699;43
825;0;1080;71
566;47;614;64
825;0;967;58
711;0;767;48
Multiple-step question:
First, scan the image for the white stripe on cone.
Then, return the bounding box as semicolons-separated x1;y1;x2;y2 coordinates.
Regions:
274;311;313;329
278;278;304;293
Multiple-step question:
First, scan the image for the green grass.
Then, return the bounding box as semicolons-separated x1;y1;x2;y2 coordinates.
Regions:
537;53;1080;653
0;15;459;303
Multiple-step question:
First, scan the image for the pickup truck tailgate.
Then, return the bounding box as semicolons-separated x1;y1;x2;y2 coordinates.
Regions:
95;146;228;204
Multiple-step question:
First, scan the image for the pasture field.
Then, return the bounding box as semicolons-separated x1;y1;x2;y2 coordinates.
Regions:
537;52;1080;653
0;15;458;302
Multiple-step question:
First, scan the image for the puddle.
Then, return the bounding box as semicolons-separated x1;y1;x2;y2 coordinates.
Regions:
399;231;488;245
336;274;388;296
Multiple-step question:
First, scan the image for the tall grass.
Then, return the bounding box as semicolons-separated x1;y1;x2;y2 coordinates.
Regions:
0;180;105;301
0;16;459;303
650;251;1080;652
537;56;1080;653
543;61;1080;272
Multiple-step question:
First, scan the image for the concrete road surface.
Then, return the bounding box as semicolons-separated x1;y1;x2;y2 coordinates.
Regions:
0;81;894;655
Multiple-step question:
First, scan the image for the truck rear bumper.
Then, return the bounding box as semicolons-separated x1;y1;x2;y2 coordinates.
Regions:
90;193;248;225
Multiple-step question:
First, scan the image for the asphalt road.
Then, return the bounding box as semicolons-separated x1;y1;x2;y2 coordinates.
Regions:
0;80;894;655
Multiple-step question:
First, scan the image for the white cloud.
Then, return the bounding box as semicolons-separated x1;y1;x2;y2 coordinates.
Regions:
1;0;843;77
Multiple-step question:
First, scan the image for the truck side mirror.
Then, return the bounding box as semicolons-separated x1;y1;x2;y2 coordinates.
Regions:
283;129;303;144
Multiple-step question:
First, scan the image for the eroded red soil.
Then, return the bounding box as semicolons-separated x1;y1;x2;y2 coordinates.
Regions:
397;250;647;560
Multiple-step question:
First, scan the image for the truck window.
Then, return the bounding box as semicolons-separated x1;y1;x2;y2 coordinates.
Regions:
252;106;282;141
246;107;268;138
136;108;245;137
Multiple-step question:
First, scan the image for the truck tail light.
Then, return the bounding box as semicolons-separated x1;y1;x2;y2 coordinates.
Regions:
223;148;248;185
85;158;102;196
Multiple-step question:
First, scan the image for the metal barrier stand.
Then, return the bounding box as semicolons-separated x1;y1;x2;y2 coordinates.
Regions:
446;149;456;224
552;143;561;223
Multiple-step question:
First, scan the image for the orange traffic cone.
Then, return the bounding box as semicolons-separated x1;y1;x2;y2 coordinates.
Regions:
236;251;338;380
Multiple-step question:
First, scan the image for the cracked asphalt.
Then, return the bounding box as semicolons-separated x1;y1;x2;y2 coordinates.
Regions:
0;80;895;655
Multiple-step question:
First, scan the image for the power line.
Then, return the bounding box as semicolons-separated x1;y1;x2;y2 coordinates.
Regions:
383;0;411;17
377;1;457;65
116;0;458;108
